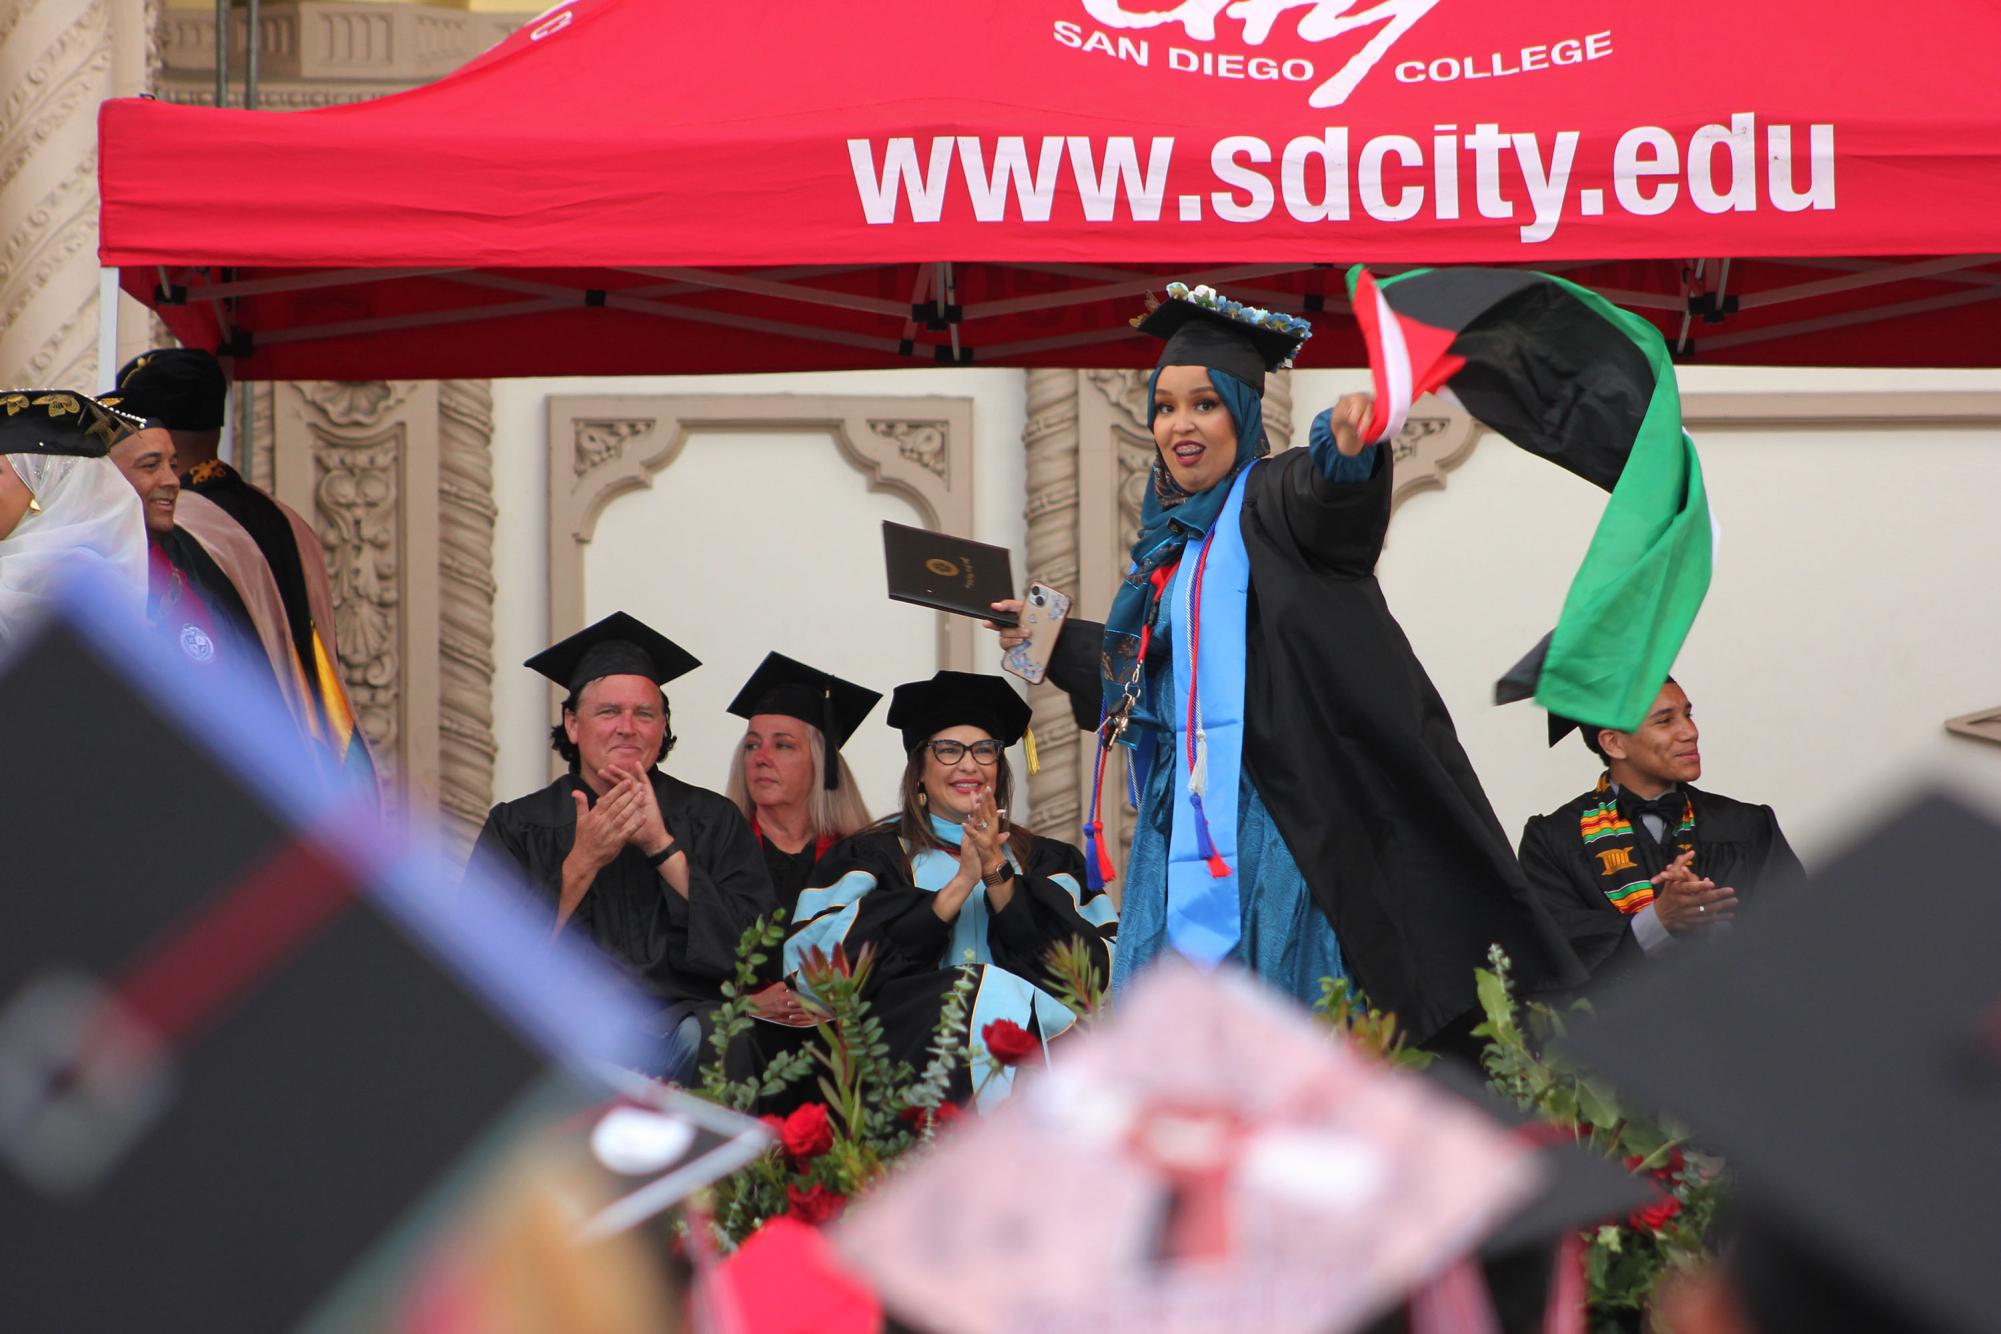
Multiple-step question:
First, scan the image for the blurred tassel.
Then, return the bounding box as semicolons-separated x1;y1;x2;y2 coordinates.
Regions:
1024;725;1040;776
1188;792;1230;879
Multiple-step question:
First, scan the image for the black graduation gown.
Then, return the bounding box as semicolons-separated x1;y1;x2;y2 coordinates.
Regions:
1046;445;1585;1044
789;827;1116;1102
812;828;1114;988
469;771;779;1016
1517;782;1803;989
758;835;823;916
183;460;321;692
149;526;276;694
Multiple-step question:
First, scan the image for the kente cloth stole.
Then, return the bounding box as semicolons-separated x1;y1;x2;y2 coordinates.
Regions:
1162;462;1258;964
1578;773;1695;916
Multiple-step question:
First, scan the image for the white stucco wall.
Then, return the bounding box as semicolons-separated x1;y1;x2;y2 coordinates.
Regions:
486;364;2001;866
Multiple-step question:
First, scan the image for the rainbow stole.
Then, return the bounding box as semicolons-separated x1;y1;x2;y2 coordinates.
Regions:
1578;776;1695;915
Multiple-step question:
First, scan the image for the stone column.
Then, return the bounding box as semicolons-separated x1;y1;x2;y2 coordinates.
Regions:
1022;368;1082;840
0;0;154;387
436;378;499;852
1264;367;1294;451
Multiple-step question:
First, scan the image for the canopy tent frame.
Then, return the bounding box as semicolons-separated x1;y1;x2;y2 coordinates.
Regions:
106;252;2001;380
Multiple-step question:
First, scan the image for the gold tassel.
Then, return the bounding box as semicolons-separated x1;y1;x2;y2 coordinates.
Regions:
1024;725;1040;776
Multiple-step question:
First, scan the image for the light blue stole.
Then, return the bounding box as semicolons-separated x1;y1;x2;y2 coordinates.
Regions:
1163;461;1256;963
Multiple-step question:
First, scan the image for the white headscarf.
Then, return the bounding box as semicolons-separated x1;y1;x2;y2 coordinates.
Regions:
0;450;148;645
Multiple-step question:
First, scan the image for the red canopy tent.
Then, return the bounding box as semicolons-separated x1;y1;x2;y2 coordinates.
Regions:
97;0;2001;379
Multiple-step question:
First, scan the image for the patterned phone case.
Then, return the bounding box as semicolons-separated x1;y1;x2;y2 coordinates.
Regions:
1000;583;1072;685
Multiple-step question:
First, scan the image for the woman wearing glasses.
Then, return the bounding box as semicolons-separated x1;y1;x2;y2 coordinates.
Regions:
785;671;1117;1107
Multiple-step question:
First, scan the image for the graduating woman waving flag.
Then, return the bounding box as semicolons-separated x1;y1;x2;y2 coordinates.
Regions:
1346;264;1715;735
997;283;1583;1048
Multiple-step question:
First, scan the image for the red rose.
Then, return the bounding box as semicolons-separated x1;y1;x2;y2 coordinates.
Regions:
786;1182;848;1225
1629;1195;1683;1233
982;1019;1039;1066
779;1102;834;1160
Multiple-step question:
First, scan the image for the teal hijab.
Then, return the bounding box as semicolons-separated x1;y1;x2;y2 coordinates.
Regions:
1098;367;1267;718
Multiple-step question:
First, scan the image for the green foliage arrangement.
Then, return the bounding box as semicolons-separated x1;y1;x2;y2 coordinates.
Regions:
696;916;974;1247
1473;946;1728;1328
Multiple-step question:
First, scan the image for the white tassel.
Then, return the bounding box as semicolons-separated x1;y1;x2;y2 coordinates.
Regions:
1191;726;1209;796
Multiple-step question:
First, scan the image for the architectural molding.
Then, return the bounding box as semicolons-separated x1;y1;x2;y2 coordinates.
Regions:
0;0;150;388
1022;368;1083;848
272;379;505;842
1945;707;2001;748
436;378;499;852
156;2;535;108
544;393;979;773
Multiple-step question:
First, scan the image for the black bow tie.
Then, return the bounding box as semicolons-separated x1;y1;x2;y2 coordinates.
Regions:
1620;790;1685;832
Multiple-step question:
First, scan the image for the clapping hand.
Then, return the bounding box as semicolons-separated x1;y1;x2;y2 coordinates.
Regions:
1651;848;1739;934
570;778;645;874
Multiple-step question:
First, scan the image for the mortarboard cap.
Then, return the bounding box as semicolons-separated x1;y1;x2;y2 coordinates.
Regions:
0;389;145;459
526;611;699;698
1560;790;2001;1334
102;348;229;432
0;582;713;1331
838;961;1540;1334
727;652;882;790
885;670;1031;753
1134;282;1314;396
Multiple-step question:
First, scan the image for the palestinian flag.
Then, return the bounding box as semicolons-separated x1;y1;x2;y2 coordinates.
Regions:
1346;264;1713;734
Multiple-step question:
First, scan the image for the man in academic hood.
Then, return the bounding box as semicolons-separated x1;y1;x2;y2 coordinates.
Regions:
1519;677;1803;989
105;348;372;788
105;421;277;692
469;613;779;1082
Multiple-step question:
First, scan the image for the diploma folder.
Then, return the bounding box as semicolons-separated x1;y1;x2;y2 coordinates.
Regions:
882;520;1018;627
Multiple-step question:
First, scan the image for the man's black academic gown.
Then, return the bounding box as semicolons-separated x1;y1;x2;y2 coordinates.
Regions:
1518;782;1803;989
470;771;778;1018
1046;445;1585;1044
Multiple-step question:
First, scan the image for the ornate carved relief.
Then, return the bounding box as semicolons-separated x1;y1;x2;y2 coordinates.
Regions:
275;379;476;837
293;382;410;793
573;417;654;478
1386;409;1485;521
869;419;950;482
0;0;141;390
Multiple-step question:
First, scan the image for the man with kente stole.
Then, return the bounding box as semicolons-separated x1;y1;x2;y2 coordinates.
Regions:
1520;677;1802;989
471;613;778;1082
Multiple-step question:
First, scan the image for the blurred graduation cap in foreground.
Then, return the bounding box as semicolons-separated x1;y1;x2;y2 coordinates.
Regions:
1562;790;2001;1334
0;584;765;1331
837;961;1544;1334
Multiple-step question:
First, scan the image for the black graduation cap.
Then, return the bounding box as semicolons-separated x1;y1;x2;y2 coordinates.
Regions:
885;670;1032;753
0;389;145;458
526;611;700;698
102;347;228;432
0;583;766;1331
726;652;882;790
1133;287;1312;395
1546;712;1600;751
1559;790;2001;1334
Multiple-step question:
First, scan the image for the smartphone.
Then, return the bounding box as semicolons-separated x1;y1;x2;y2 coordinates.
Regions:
999;582;1072;686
